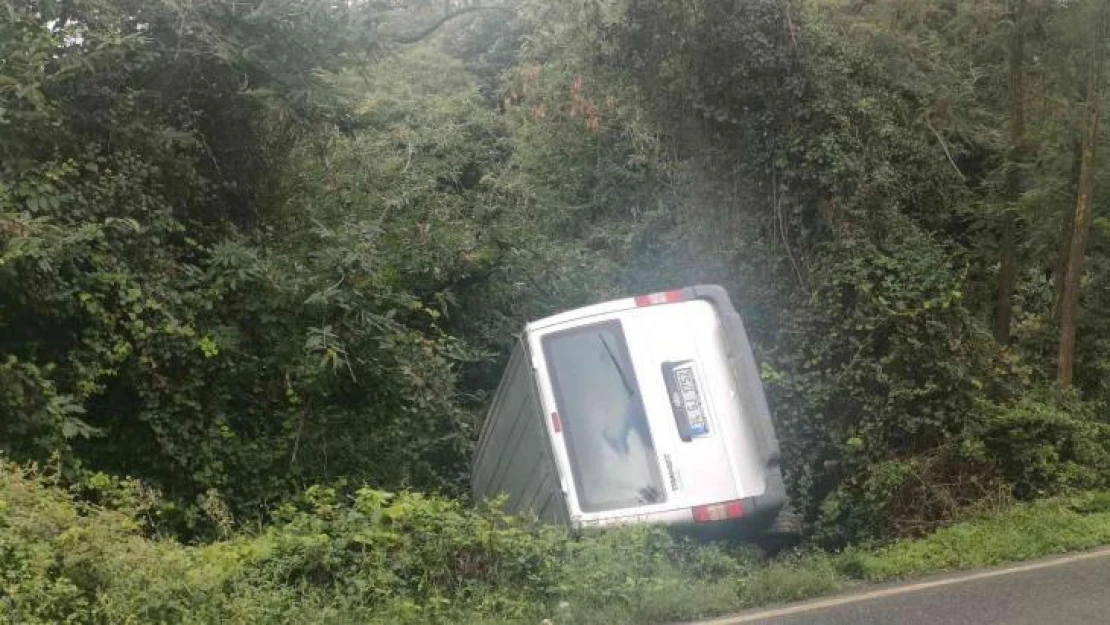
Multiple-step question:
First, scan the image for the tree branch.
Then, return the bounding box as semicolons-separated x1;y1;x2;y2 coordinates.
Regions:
924;115;965;181
389;6;514;45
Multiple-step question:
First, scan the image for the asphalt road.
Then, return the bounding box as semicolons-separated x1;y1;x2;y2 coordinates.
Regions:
700;547;1110;625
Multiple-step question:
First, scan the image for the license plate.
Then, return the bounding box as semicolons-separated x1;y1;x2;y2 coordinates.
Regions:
663;361;710;440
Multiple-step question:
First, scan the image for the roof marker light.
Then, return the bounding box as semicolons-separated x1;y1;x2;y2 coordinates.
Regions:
634;290;684;307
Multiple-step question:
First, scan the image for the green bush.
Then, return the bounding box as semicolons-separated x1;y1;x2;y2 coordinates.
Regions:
0;461;834;624
977;393;1110;498
10;460;1110;624
0;462;568;624
0;461;773;624
0;1;491;531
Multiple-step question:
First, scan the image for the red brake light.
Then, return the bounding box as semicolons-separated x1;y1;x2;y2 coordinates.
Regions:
692;500;744;523
550;412;562;433
634;290;684;307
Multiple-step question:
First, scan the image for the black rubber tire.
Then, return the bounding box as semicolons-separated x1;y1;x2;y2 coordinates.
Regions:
754;506;804;553
767;504;803;535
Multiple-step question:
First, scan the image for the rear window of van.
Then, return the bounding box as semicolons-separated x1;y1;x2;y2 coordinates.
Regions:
543;320;666;512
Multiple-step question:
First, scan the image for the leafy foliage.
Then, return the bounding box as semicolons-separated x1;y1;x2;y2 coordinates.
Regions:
6;462;1110;624
547;0;1110;543
0;0;485;532
4;0;1110;574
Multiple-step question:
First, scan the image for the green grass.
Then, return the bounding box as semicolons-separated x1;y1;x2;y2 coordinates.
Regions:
6;461;1110;625
553;492;1110;625
837;491;1110;582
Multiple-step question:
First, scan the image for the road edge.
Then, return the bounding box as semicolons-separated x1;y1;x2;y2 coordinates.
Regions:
695;546;1110;625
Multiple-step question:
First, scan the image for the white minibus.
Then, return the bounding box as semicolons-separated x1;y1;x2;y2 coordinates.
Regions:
471;285;786;532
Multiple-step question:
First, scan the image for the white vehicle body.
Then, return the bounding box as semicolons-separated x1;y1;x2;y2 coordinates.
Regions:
470;285;785;531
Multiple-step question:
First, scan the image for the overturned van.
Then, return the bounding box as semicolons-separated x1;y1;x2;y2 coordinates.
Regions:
471;285;787;532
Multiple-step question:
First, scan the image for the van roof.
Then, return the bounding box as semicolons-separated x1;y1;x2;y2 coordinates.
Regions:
525;294;641;333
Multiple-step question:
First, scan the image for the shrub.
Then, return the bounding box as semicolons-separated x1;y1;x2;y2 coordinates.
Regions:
977;392;1110;498
0;461;567;624
0;461;791;624
8;460;1110;625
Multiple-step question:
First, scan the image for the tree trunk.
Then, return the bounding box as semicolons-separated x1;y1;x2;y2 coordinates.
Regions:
1052;140;1081;318
995;213;1016;343
1057;67;1102;388
994;0;1025;345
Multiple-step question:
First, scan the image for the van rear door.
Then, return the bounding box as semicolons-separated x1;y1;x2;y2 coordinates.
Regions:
541;321;668;515
535;296;766;525
621;299;764;511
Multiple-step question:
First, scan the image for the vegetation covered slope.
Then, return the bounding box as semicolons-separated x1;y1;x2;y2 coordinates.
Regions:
5;462;1110;624
3;0;1110;618
568;0;1110;541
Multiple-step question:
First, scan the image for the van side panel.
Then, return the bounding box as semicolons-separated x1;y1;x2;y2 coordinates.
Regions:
486;374;557;516
471;343;528;499
471;339;567;523
519;367;570;524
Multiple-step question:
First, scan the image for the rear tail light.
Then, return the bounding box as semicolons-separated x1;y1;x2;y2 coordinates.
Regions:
550;412;562;433
692;500;744;523
634;290;684;307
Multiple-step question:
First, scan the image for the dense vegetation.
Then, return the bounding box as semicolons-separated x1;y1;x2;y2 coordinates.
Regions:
3;0;1110;620
6;462;1110;624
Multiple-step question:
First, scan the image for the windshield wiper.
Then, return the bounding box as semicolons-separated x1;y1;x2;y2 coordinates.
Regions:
599;335;635;397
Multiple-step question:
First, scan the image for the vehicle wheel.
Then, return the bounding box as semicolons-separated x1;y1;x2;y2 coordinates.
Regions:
754;504;803;552
768;504;803;535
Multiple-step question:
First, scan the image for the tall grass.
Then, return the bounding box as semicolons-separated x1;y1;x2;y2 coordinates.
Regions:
4;462;1110;625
